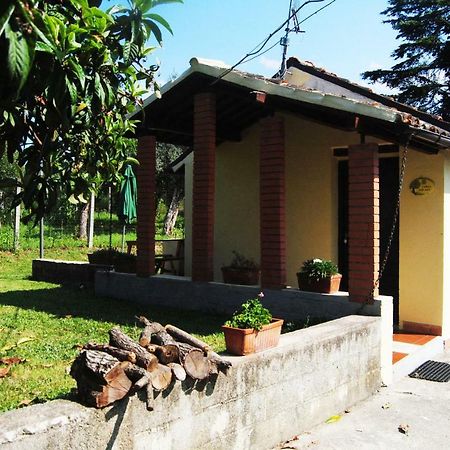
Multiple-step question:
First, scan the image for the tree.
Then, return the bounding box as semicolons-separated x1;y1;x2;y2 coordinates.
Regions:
156;143;184;235
362;0;450;120
0;0;182;222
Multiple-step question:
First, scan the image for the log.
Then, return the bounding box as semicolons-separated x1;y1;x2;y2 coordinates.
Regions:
70;350;132;408
137;317;177;346
153;344;180;365
83;343;137;364
109;328;158;371
165;324;232;375
123;363;148;382
167;362;186;381
178;343;210;380
165;324;211;353
150;364;173;391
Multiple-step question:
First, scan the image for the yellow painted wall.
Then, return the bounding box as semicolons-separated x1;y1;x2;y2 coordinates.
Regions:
213;126;260;280
399;150;446;331
184;112;450;336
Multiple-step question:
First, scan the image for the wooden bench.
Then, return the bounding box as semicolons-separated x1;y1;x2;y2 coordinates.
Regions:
126;239;184;275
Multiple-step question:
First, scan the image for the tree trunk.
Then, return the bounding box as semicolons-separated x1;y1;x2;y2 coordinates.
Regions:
109;328;158;371
79;202;89;240
70;350;132;408
163;187;182;235
150;363;173;391
83;343;137;364
178;343;210;380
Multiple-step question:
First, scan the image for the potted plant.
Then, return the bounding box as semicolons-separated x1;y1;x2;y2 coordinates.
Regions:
297;258;342;293
114;252;137;274
87;248;121;266
222;294;284;355
221;251;260;285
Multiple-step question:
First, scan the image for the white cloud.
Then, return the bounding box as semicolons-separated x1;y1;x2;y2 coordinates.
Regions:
259;56;280;71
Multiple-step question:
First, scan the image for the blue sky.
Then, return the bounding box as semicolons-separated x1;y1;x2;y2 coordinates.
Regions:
108;1;398;92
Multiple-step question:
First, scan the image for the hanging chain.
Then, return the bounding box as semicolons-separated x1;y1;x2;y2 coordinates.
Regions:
366;135;413;304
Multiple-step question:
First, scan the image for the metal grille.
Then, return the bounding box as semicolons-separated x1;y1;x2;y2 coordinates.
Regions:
409;360;450;382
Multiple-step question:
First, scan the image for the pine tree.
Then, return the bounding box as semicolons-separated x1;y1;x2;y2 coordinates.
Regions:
363;0;450;121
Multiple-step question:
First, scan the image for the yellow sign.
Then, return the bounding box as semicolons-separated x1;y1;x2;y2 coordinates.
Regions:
410;177;435;196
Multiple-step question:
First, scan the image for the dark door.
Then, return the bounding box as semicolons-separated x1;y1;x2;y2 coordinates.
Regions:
338;157;400;324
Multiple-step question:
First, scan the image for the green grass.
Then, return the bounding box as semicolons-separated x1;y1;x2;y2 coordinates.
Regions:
0;248;225;413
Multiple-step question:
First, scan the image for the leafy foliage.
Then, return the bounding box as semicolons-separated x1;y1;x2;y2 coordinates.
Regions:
226;250;260;270
0;0;182;223
362;0;450;120
299;258;339;281
225;296;272;331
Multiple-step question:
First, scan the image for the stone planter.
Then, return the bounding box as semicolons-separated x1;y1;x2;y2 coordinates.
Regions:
221;267;260;285
297;272;342;294
222;318;284;355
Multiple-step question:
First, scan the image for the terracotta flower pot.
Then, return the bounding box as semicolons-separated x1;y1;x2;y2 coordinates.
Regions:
221;267;260;285
222;318;284;355
297;272;342;294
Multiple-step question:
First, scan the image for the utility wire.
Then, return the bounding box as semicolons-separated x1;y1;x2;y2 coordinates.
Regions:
211;0;335;85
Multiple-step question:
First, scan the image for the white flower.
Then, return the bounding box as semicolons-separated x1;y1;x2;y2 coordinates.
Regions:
312;258;322;264
258;292;264;298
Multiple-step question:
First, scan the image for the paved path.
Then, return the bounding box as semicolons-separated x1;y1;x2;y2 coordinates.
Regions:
275;350;450;450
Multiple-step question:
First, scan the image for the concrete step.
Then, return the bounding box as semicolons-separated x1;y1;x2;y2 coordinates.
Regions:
393;335;444;380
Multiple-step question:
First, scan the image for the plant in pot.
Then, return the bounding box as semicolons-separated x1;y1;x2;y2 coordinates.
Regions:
114;252;137;274
222;293;284;355
297;258;342;294
87;248;121;266
221;251;260;285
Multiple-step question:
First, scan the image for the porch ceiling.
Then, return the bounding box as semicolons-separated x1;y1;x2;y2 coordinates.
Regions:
134;63;449;154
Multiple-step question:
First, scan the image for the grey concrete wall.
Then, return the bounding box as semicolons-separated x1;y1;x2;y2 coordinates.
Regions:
32;259;112;287
95;272;386;322
0;316;381;450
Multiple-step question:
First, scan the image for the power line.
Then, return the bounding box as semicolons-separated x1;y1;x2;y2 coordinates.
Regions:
211;0;336;85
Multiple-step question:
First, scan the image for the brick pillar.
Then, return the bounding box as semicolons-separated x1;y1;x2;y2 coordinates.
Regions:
192;92;216;282
348;143;380;303
260;116;286;289
136;135;156;277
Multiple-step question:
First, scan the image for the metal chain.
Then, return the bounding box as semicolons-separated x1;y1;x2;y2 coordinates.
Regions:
366;135;413;304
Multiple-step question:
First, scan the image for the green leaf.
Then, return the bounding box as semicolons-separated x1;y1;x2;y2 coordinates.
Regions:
5;24;31;92
143;19;162;44
0;4;14;37
94;72;105;104
325;415;342;424
152;0;183;7
143;13;173;34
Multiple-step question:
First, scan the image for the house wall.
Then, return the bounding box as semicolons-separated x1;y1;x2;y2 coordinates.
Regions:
399;149;449;336
184;113;450;335
212;113;371;287
184;153;194;277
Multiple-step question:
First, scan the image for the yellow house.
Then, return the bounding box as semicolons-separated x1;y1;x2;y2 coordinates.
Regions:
133;57;450;339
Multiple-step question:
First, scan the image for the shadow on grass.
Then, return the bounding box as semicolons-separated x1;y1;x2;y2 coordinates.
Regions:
0;285;226;336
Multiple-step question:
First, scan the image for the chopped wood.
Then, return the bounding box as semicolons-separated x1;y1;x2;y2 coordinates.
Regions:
206;352;232;375
153;344;180;365
178;343;210;381
150;364;173;391
109;328;158;371
123;363;148;382
83;343;137;364
70;350;131;408
165;324;231;375
167;362;186;381
165;324;211;354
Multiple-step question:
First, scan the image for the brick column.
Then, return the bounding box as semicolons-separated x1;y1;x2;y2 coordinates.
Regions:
136;135;156;277
348;143;380;303
260;116;286;289
192;92;216;282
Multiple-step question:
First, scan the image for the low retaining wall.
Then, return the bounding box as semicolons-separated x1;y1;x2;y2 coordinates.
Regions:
0;316;381;450
95;272;393;384
32;259;112;287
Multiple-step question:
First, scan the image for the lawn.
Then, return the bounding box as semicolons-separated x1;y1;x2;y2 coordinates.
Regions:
0;247;226;413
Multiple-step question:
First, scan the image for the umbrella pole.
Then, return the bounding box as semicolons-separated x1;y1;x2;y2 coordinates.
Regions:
121;224;126;252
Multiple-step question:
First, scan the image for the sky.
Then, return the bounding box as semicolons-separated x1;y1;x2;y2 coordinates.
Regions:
107;0;398;93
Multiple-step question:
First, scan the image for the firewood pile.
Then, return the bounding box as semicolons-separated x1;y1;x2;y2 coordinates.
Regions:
70;316;232;409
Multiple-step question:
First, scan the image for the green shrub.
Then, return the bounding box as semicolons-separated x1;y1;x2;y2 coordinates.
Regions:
225;295;272;330
299;258;339;281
